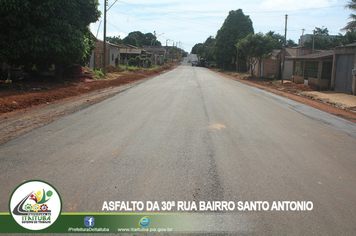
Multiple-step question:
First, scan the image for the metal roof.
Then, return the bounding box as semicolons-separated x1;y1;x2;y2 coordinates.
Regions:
346;42;356;47
286;50;334;60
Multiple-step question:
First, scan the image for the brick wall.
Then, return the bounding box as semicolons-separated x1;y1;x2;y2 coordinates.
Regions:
263;58;280;78
94;41;110;69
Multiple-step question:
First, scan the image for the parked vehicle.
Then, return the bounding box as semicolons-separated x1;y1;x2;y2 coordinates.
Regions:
192;61;199;66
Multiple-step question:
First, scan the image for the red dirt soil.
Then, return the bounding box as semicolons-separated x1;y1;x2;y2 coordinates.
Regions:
213;70;356;124
0;65;172;114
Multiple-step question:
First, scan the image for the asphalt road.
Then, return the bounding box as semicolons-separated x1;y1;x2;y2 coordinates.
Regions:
1;58;356;234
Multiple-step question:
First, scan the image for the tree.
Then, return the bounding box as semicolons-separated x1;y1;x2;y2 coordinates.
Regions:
215;9;254;70
266;31;298;48
315;26;329;36
106;36;123;45
266;31;284;49
191;36;216;62
0;0;101;78
236;33;276;76
341;31;356;44
122;31;161;47
286;39;298;47
304;27;342;49
202;36;216;62
191;43;205;55
342;0;356;31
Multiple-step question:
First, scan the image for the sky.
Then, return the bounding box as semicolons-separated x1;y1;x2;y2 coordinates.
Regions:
89;0;353;53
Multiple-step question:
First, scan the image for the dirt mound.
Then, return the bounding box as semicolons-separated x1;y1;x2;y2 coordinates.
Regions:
66;66;95;77
107;65;124;73
268;81;317;92
0;65;173;114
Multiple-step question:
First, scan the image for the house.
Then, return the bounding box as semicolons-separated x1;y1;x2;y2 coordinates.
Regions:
286;43;356;95
90;39;121;70
252;47;312;80
331;43;356;95
90;39;150;70
287;50;334;90
299;34;339;46
283;47;299;80
252;49;281;79
118;44;151;65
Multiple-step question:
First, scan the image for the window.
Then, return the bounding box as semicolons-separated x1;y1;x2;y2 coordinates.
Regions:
293;61;303;76
112;54;114;61
322;62;332;80
305;62;319;78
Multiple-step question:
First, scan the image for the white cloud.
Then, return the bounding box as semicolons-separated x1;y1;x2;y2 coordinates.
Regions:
93;0;350;52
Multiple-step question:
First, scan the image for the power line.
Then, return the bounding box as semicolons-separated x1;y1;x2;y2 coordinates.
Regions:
116;1;343;15
114;10;214;34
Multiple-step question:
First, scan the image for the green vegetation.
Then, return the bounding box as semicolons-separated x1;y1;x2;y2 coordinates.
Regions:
191;36;216;62
149;65;161;70
303;27;356;49
94;70;105;79
342;0;356;31
266;31;297;49
119;65;139;70
0;0;101;79
236;33;276;76
215;9;254;70
191;9;298;71
127;56;152;68
106;31;161;47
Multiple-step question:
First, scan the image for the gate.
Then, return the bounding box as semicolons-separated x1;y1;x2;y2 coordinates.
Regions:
335;55;354;94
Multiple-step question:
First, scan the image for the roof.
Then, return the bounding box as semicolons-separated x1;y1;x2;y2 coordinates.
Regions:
345;42;356;47
287;50;334;60
286;48;298;57
270;49;281;57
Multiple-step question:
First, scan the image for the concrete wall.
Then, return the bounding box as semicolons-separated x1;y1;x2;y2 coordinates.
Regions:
331;45;356;95
109;48;120;66
319;79;330;90
284;60;293;80
262;58;280;79
252;57;280;79
293;76;304;84
308;77;318;87
92;41;109;69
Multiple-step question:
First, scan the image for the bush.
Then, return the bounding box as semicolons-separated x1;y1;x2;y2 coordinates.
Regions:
128;56;152;68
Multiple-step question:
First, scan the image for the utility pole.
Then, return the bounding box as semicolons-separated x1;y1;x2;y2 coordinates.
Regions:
153;31;156;66
103;0;107;75
103;0;118;75
165;39;170;60
281;14;288;84
312;29;315;54
171;41;174;62
125;45;128;69
153;31;164;66
236;50;239;72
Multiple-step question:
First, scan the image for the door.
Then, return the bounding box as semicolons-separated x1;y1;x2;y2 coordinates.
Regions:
335;55;354;94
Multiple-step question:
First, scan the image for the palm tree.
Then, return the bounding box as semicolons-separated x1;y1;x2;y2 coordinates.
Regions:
342;0;356;31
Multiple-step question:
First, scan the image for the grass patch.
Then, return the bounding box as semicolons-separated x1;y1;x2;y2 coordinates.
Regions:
119;65;140;70
148;65;161;70
93;70;105;80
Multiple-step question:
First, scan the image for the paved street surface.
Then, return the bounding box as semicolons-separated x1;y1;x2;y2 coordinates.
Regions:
1;58;356;234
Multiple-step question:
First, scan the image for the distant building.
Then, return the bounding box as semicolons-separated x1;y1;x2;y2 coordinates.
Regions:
298;34;338;46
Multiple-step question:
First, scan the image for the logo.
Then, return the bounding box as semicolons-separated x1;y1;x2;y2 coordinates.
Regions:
84;216;95;227
9;180;62;230
138;216;150;227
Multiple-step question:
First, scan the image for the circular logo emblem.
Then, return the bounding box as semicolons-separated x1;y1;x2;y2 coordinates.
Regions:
9;180;62;230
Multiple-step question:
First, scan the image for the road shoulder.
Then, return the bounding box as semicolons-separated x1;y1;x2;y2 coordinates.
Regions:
212;69;356;124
